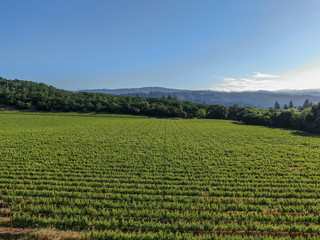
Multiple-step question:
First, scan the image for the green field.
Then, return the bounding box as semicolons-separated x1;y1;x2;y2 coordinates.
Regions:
1;112;320;239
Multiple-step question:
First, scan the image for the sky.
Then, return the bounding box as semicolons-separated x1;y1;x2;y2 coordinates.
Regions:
1;0;320;91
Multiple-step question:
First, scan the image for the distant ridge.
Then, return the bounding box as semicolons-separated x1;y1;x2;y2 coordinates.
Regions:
79;87;320;108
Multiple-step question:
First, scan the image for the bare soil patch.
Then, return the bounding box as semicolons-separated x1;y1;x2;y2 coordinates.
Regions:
0;227;34;240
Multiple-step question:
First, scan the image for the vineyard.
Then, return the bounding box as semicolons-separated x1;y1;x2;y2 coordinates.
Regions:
0;111;320;239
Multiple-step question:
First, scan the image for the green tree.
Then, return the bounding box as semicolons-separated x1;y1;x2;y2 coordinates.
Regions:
274;101;280;110
196;108;206;118
289;100;294;109
206;105;228;119
302;98;313;110
228;104;243;120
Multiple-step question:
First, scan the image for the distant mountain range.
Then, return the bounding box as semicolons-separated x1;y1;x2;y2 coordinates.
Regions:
79;87;320;108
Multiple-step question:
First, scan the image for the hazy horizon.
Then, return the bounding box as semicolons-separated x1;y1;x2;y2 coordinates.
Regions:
77;85;320;93
1;0;320;91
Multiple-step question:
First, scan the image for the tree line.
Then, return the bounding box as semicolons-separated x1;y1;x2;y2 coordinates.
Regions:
1;77;320;134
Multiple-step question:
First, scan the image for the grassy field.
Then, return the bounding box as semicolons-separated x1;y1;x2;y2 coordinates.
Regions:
0;111;320;239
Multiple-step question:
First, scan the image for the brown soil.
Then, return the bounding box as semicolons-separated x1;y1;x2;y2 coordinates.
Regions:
0;227;34;240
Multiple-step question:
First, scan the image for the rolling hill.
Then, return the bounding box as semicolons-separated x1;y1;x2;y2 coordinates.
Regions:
80;87;320;109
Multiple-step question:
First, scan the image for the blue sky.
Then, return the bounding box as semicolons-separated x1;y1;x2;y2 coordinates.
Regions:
1;0;320;91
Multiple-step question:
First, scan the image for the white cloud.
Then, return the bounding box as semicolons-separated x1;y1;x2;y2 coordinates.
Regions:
253;72;279;78
211;77;277;92
211;63;320;91
223;78;237;82
278;64;320;90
